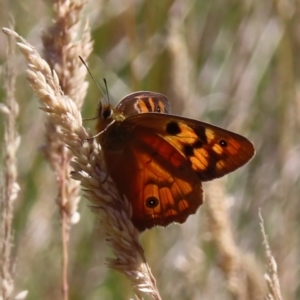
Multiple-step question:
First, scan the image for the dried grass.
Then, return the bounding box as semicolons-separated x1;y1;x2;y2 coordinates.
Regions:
166;3;267;299
38;1;93;297
0;24;20;300
260;211;283;300
205;180;267;300
39;0;92;224
2;27;161;300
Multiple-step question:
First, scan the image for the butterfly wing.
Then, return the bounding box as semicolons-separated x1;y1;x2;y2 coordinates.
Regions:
125;113;255;181
103;127;203;231
116;91;171;117
100;96;254;231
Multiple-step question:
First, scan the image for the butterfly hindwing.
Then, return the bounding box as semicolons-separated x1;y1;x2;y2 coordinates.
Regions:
116;91;171;117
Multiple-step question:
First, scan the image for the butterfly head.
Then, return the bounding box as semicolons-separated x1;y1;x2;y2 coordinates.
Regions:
98;101;112;120
95;100;126;139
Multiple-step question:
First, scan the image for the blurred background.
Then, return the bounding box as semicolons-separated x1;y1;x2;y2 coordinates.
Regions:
0;0;300;299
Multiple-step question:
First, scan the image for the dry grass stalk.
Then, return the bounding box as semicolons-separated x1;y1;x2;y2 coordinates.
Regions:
0;25;20;300
205;180;266;300
40;0;93;297
167;0;196;111
205;180;247;299
2;27;162;300
167;4;259;298
259;210;283;300
40;0;93;224
42;0;92;107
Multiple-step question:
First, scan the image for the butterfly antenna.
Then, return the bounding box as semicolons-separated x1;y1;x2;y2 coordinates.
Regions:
103;78;110;105
78;56;108;103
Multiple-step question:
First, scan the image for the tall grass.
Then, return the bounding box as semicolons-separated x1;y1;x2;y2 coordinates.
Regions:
1;0;299;299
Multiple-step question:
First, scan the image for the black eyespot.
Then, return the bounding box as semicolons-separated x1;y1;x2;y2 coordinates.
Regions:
166;122;181;135
146;197;159;208
219;140;227;147
102;108;112;119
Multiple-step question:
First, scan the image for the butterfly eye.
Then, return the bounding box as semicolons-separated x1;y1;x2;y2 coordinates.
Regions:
219;140;228;147
102;108;112;119
146;197;159;208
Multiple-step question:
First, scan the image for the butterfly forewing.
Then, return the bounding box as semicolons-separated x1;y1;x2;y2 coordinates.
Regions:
124;113;255;181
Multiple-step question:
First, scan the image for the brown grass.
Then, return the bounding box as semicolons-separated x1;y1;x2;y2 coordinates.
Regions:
0;23;19;300
37;1;92;298
260;210;283;300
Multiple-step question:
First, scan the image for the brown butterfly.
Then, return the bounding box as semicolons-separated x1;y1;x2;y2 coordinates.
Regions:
96;91;255;231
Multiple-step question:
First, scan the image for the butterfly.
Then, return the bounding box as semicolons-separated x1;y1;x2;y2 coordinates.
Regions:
95;91;255;231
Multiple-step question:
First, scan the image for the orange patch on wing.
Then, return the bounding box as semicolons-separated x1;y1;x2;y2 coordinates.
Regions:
148;97;155;111
137;99;149;113
195;148;209;159
192;148;209;170
190;156;208;171
164;209;178;217
171;178;193;197
216;160;225;169
212;144;223;155
158;100;166;112
205;128;215;142
178;199;189;211
159;187;174;206
178;124;199;139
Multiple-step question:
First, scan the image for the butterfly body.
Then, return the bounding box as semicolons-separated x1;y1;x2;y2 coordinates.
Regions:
96;92;255;231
